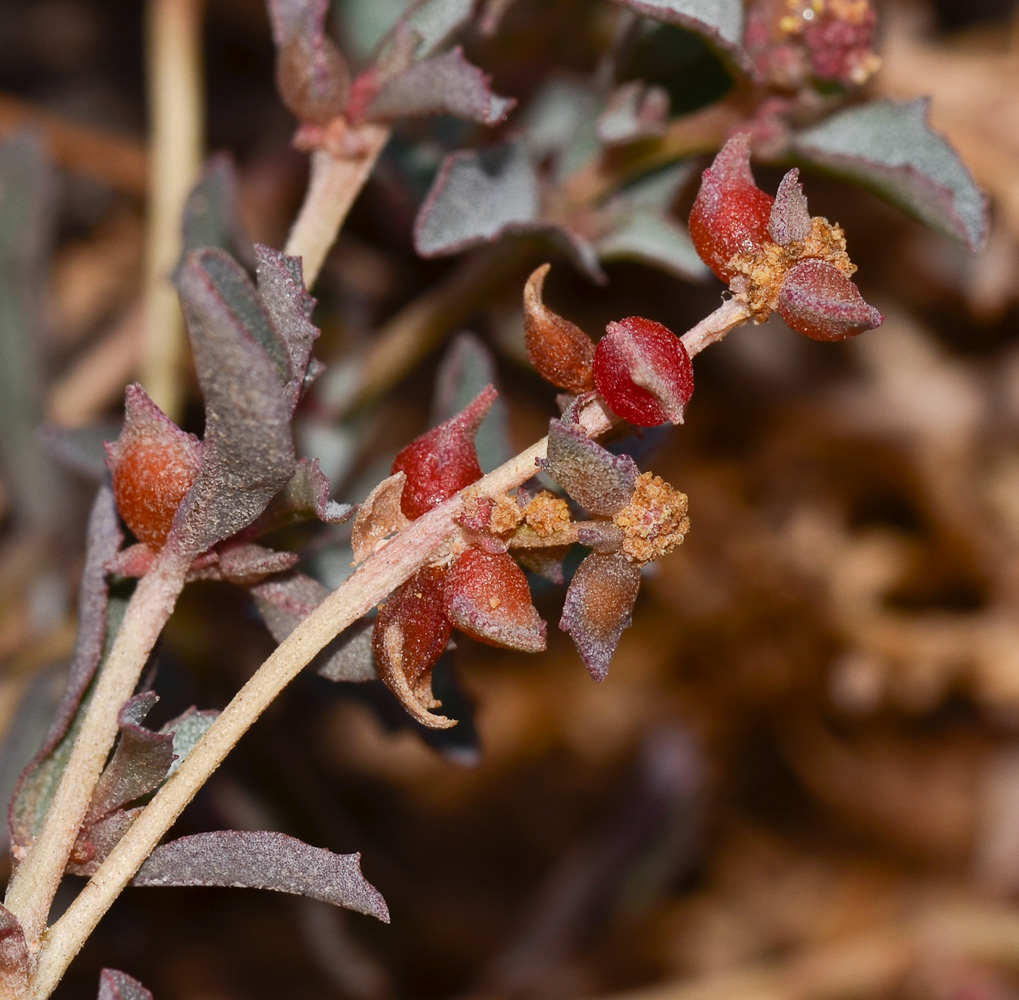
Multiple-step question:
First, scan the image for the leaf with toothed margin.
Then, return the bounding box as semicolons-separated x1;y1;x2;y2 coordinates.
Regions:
97;969;153;1000
367;48;515;125
9;490;123;849
609;0;750;73
789;98;988;252
174;154;255;279
250;573;379;683
268;0;350;124
542;419;639;517
172;248;296;557
0;904;29;993
433;332;512;471
445;549;546;652
254;245;321;409
561;551;642;681
414;141;541;258
133;831;390;921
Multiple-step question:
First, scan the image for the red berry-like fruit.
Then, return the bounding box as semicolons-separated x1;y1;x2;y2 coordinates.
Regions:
593;316;694;427
445;548;546;652
392;385;496;519
689;134;775;282
777;258;884;342
106;384;202;549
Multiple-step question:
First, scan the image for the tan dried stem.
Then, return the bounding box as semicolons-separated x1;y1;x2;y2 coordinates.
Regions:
284;123;391;289
140;0;205;421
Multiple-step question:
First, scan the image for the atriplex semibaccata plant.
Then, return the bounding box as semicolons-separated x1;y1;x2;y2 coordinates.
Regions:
0;0;988;993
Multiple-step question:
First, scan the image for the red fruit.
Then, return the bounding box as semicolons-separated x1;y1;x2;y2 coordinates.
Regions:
523;264;596;394
777;258;884;342
106;384;202;549
392;385;496;519
445;548;546;652
688;134;775;282
593;316;694;427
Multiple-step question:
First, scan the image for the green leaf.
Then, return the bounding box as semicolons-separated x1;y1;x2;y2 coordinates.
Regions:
789;98;988;252
597;209;707;280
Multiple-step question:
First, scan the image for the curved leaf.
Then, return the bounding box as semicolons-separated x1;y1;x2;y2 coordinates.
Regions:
789;98;988;252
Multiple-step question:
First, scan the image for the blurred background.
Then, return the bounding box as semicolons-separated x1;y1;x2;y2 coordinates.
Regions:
3;0;1019;997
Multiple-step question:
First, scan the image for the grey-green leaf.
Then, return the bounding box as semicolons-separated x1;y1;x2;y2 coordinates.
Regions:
597;209;707;281
414;141;541;257
789;98;988;252
609;0;749;72
133;830;390;921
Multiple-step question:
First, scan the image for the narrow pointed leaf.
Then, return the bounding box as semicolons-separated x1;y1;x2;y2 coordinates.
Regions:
768;168;811;245
414;141;541;257
173;248;296;556
98;969;154;1000
561;551;641;681
542;419;639;516
789;98;988;252
445;549;546;652
133;831;390;921
367;48;515;125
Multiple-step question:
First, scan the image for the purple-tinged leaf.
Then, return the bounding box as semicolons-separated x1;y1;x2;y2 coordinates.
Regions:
789;98;988;252
173;249;296;556
597;81;669;145
268;0;350;124
133;831;390;921
68;808;138;877
577;522;626;554
415;141;541;258
250;458;354;535
352;472;410;564
38;421;119;481
445;549;546;653
768;168;811;245
433;332;512;471
250;574;379;682
186;542;299;586
541;419;638;517
367;47;515;125
175;154;254;278
160;707;219;778
97;968;154;1000
561;551;641;681
37;488;123;757
10;594;126;850
85;693;174;826
609;0;750;72
0;905;28;993
778;258;884;342
254;245;321;409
